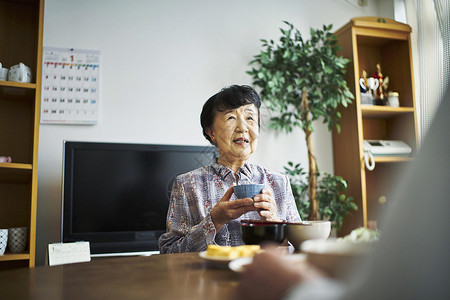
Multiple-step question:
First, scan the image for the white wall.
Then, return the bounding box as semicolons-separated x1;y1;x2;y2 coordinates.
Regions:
37;0;386;265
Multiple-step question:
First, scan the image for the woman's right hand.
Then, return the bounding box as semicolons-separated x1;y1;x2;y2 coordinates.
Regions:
210;185;257;231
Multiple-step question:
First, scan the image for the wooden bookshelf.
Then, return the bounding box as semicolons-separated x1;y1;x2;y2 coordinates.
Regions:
332;17;418;235
0;0;44;269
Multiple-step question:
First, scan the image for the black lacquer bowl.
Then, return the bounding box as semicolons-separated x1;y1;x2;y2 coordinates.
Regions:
240;220;286;245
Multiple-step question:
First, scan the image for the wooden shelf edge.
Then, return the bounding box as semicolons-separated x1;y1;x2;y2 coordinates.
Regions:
0;163;33;170
350;17;412;33
0;81;37;89
373;156;413;163
361;106;415;117
0;253;30;262
361;106;414;112
335;17;411;37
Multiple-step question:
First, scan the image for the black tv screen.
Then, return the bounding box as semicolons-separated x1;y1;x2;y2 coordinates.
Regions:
62;141;217;255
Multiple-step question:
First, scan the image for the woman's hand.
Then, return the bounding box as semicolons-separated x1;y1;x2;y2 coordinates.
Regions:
211;185;257;231
253;188;279;221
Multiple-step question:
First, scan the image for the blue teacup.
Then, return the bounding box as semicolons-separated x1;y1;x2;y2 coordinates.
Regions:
233;184;265;199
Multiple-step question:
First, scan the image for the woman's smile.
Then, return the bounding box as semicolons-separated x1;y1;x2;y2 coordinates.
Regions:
233;137;250;145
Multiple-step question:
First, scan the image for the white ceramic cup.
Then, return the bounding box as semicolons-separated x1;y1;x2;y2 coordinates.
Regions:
8;63;32;83
367;77;379;91
388;92;400;107
0;229;8;255
0;68;8;81
8;227;28;253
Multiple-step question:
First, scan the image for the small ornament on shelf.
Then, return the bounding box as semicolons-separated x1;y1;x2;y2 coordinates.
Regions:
387;91;400;107
359;69;378;105
0;156;12;163
372;64;390;105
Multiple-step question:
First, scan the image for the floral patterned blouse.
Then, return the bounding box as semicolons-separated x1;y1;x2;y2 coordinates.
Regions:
158;161;301;253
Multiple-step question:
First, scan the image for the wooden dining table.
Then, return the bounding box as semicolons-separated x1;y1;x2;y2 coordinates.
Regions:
0;252;243;300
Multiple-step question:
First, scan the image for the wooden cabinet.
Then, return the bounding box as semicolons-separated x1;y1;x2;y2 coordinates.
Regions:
332;17;418;235
0;0;44;268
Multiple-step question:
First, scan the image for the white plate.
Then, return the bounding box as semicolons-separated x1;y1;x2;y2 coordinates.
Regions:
199;251;235;264
228;253;306;273
301;238;372;255
229;257;253;272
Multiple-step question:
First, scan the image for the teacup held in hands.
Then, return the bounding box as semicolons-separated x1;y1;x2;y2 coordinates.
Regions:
233;184;265;199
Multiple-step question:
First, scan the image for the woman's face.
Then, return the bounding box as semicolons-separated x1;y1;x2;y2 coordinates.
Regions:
207;104;259;166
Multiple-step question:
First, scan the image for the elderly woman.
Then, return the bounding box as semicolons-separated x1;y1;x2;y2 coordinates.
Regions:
158;85;301;253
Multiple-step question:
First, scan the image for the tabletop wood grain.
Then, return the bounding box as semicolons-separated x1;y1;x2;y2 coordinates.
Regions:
0;252;242;300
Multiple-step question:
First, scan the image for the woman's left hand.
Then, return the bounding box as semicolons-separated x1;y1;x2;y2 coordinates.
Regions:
253;188;279;221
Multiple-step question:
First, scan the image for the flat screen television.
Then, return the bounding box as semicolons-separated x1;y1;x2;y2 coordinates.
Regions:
62;141;217;255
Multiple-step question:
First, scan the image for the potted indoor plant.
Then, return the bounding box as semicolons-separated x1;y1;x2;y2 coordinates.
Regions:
283;162;357;230
248;21;356;228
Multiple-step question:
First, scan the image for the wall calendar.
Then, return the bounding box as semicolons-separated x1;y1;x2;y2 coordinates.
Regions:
41;47;100;124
